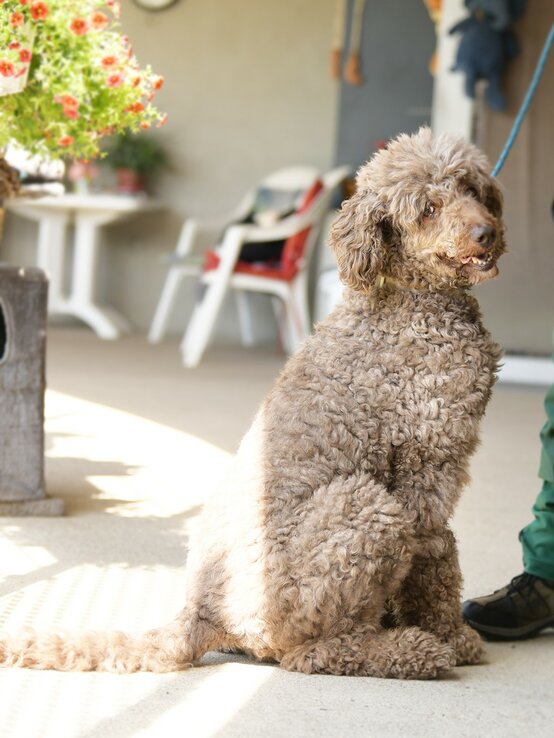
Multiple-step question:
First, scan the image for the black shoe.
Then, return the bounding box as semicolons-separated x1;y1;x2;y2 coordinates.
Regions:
462;572;554;641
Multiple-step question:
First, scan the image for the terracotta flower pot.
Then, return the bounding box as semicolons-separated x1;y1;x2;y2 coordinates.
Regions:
115;168;145;194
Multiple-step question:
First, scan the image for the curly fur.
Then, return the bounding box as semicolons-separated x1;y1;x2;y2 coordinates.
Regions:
0;128;506;679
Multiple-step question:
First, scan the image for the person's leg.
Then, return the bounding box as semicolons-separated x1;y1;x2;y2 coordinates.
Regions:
463;379;554;640
520;381;554;579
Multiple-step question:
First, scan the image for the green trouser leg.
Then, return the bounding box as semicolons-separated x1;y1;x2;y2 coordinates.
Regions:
519;379;554;581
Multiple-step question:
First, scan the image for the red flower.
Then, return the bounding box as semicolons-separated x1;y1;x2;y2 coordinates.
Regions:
132;76;141;88
139;121;151;130
20;0;30;5
0;60;15;77
58;136;74;147
91;11;108;30
30;2;49;21
153;76;164;91
8;42;22;50
125;102;145;114
101;56;117;68
63;107;79;119
106;72;124;88
69;18;88;35
19;49;32;63
60;94;79;109
10;12;25;26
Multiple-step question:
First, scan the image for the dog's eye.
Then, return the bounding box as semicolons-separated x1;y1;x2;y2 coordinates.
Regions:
423;203;437;218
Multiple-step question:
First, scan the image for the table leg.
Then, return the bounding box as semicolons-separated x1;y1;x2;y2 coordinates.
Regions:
69;217;131;340
36;213;70;314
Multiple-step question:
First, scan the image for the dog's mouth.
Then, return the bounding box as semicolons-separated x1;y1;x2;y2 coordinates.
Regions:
438;250;497;273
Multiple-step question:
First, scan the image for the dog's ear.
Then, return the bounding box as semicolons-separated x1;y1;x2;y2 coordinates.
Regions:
330;188;387;292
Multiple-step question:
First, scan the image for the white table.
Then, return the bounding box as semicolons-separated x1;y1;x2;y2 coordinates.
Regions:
7;193;159;339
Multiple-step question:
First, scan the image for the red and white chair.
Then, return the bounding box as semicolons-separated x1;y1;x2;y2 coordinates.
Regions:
148;166;320;346
180;165;350;367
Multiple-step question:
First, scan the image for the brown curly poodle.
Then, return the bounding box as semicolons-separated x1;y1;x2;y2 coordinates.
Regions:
0;128;506;679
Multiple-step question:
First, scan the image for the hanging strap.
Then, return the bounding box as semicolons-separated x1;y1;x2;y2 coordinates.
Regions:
492;24;554;177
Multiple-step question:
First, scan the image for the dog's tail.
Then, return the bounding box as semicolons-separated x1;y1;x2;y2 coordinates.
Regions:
0;611;218;673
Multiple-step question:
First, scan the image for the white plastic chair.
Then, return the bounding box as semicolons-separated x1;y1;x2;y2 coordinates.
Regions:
148;166;319;344
180;165;351;368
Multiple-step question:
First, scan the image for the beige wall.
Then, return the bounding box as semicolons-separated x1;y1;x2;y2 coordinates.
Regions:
1;0;339;339
477;3;554;355
4;1;550;353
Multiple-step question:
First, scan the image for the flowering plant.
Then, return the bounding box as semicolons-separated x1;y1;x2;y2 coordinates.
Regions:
67;159;100;189
0;0;166;160
103;130;168;174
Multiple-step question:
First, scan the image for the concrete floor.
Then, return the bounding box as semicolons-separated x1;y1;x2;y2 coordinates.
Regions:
0;328;553;738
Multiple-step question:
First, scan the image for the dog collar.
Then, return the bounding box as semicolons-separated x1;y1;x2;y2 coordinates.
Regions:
376;274;464;295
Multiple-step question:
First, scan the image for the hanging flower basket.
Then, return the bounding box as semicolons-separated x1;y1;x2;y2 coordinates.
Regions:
0;23;35;98
0;1;166;161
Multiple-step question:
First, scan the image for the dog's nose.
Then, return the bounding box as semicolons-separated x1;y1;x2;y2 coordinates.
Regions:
471;224;496;247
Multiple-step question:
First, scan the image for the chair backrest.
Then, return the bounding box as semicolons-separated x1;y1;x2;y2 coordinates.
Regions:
322;165;352;193
229;165;321;226
279;179;325;280
259;166;320;192
279;165;352;280
205;165;352;280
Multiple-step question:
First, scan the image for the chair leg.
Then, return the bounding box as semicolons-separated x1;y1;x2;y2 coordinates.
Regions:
270;296;289;353
181;277;230;368
284;276;311;352
148;268;187;344
284;299;302;353
235;291;255;347
181;226;247;367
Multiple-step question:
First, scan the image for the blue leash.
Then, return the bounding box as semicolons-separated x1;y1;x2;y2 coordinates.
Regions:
491;23;554;177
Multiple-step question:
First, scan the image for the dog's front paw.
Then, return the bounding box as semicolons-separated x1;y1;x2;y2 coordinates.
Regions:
280;644;316;674
451;624;485;665
388;627;456;679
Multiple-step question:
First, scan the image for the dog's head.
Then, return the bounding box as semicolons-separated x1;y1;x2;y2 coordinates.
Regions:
331;127;506;292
